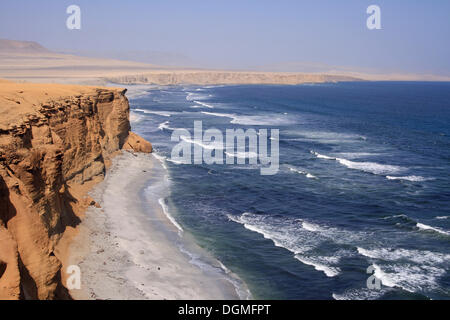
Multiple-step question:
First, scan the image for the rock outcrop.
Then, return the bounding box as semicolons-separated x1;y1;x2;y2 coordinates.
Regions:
123;131;153;153
0;81;151;299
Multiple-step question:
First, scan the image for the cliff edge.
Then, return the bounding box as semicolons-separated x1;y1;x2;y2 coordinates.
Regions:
0;80;151;299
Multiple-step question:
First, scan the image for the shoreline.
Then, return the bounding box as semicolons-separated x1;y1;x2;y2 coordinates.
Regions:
67;151;249;300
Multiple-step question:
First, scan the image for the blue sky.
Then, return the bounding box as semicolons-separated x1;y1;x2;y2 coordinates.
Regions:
0;0;449;74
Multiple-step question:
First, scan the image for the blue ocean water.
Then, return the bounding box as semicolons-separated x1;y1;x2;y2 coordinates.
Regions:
128;82;450;300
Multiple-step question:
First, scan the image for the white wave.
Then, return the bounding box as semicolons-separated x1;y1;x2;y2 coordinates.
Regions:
357;247;379;259
386;175;432;182
381;214;411;220
294;256;340;277
288;166;318;179
357;247;450;265
372;263;445;293
229;213;449;293
153;151;189;165
436;216;449;220
216;259;253;300
227;213;308;254
135;108;174;117
186;92;213;101
416;223;450;236
310;151;335;160
230;115;293;126
180;136;224;150
166;158;189;165
334;152;378;159
158;198;183;234
332;288;390;300
193;100;215;109
204;85;225;88
201;111;235;119
336;158;403;175
287;130;366;144
227;213;345;278
301;221;323;232
311;151;404;175
225;151;258;159
357;247;450;293
151;153;168;170
201;111;294;126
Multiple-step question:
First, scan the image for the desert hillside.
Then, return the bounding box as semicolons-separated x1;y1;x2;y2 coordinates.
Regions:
0;39;50;54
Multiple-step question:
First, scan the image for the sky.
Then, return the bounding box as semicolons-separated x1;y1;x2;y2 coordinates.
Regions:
0;0;449;75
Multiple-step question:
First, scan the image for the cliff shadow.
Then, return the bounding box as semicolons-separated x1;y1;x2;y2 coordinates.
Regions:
18;254;38;300
0;175;17;225
47;184;82;238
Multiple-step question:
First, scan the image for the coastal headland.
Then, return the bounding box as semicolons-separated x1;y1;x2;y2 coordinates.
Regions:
0;79;150;299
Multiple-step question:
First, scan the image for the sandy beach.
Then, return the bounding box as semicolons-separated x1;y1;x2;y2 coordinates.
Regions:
67;151;249;300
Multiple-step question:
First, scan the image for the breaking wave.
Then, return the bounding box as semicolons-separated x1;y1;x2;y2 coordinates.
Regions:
227;213;344;277
158;198;183;234
386;175;432;182
416;223;450;236
201;111;294;126
287;166;318;179
311;151;405;175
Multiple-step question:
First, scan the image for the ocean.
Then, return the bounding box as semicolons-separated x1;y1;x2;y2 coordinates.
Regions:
126;82;450;300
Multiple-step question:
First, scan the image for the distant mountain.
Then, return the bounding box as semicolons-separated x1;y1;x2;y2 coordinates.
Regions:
0;39;51;54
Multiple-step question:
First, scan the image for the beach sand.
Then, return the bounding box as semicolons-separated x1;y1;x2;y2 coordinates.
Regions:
67;151;248;300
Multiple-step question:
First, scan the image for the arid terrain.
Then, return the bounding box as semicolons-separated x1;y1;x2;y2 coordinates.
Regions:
0;39;363;85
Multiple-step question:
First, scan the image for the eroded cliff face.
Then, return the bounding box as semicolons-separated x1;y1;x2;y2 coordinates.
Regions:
0;83;150;299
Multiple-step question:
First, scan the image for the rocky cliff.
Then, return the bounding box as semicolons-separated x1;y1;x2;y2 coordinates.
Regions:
0;80;151;299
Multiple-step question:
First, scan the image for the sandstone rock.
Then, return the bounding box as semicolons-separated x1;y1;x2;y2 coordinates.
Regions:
123;131;152;153
0;81;151;299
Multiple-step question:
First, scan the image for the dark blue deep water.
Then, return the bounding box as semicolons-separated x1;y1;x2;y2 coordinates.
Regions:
128;82;450;300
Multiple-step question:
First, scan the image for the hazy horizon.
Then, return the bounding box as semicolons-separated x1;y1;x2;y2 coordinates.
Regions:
1;0;449;75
